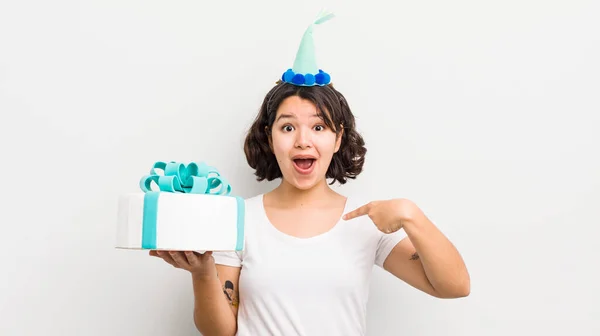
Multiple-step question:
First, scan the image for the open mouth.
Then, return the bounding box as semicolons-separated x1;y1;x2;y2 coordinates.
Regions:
293;158;316;172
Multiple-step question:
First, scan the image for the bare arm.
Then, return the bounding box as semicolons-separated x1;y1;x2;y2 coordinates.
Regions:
383;212;470;298
214;264;241;316
150;251;240;336
191;266;240;335
343;198;469;298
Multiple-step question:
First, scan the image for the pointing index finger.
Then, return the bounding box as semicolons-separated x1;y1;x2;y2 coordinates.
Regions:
343;203;369;220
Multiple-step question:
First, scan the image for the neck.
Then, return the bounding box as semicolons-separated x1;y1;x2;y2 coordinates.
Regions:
270;178;336;207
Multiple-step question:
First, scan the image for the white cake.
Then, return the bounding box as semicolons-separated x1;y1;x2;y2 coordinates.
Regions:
115;161;245;251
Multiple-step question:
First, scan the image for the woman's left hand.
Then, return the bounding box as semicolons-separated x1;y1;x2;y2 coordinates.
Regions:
342;198;419;233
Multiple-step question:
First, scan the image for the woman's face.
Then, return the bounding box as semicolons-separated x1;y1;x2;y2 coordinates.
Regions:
269;95;342;190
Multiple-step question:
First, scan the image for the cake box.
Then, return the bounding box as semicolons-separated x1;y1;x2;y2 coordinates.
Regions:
116;161;245;251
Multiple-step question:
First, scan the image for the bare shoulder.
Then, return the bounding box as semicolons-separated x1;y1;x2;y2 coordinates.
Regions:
215;264;241;316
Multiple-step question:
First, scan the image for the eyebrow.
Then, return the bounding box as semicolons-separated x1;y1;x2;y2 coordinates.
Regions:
275;113;321;122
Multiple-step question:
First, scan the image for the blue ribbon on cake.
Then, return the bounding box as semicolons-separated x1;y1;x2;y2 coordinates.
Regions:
138;161;245;251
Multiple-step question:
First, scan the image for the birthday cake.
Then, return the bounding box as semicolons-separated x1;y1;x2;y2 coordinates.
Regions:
115;161;245;251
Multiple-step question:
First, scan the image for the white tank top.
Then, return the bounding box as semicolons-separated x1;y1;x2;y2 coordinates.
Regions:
212;194;406;336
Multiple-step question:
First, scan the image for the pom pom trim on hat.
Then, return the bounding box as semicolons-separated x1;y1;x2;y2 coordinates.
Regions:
281;68;331;86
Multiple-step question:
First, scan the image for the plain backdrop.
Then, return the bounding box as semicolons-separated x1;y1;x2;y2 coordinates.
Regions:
1;0;599;335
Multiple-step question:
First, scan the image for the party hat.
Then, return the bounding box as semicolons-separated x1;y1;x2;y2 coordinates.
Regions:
281;9;334;86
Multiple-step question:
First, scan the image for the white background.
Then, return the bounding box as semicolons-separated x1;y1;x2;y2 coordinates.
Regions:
1;0;599;335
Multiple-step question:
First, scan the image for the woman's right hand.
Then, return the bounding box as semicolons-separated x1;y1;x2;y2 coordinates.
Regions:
149;250;217;278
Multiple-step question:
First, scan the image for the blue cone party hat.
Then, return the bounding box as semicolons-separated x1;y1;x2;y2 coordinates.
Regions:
281;9;334;86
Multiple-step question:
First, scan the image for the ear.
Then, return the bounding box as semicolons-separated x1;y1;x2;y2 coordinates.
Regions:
334;125;344;153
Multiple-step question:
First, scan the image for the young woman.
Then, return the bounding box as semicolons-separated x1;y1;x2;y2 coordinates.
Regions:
150;11;469;335
150;81;470;336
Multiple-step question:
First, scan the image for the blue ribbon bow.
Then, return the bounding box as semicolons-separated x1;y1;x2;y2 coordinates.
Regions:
139;161;232;195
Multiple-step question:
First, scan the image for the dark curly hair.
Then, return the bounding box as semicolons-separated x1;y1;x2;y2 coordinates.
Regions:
244;81;366;185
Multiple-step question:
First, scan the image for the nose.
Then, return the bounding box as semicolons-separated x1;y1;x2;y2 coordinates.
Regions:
294;127;312;149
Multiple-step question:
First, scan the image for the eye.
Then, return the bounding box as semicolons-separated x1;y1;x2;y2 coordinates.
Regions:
282;125;294;132
314;125;326;131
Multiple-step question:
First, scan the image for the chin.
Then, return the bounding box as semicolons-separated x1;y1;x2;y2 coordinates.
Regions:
291;179;320;190
284;173;324;191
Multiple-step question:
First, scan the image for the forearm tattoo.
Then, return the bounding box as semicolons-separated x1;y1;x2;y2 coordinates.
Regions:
410;252;420;260
222;280;239;307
